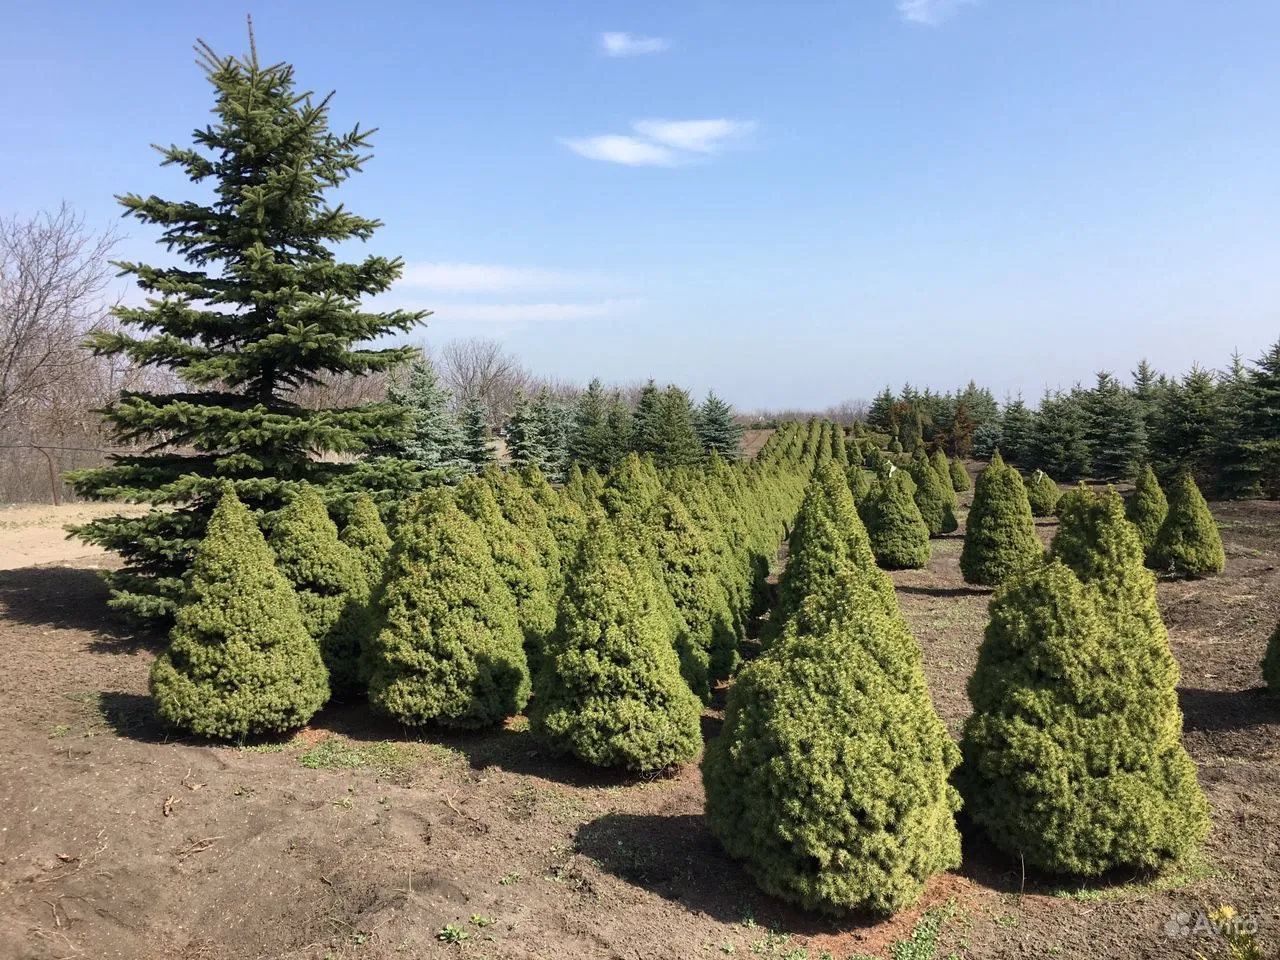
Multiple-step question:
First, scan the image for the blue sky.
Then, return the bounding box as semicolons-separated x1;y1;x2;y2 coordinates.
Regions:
3;0;1277;409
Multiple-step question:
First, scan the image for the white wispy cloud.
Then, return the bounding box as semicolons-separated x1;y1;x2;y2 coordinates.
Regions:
561;119;757;167
427;299;642;324
600;32;669;57
559;135;681;167
632;118;756;153
398;262;601;292
897;0;978;26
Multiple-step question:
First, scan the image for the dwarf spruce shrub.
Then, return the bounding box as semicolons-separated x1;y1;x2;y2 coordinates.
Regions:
931;450;957;503
1150;472;1224;578
960;452;1042;586
150;486;329;739
909;449;958;536
1125;465;1168;561
846;464;871;503
1025;469;1061;518
862;470;930;570
949;458;970;492
959;559;1210;875
1264;621;1280;694
703;574;961;916
531;515;702;771
340;492;392;589
366;490;529;728
269;484;372;693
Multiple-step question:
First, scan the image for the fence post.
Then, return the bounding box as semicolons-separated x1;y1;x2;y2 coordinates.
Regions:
35;446;60;506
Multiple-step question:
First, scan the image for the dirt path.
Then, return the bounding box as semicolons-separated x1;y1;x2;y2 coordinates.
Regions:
0;485;1277;959
0;504;147;570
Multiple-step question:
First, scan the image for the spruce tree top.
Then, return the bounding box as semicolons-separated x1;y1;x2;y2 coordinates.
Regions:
69;30;425;622
697;391;744;459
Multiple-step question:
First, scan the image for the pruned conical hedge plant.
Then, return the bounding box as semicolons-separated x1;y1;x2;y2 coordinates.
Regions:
1150;472;1224;578
909;449;958;536
531;513;702;772
340;492;392;589
959;558;1210;875
949;458;970;492
862;469;930;570
1125;464;1168;562
150;485;329;739
366;489;530;728
960;452;1042;586
703;571;961;916
1026;470;1061;518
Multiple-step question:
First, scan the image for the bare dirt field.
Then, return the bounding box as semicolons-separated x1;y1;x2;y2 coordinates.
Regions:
1;482;1277;960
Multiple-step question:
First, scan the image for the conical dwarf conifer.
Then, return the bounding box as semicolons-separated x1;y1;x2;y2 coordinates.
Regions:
862;470;930;570
704;572;961;916
150;486;329;739
1125;465;1168;562
340;492;392;589
366;490;528;728
531;513;702;771
931;450;957;504
846;463;871;503
949;458;970;492
1026;469;1061;518
1150;472;1224;578
959;558;1210;875
960;452;1042;586
270;484;372;693
909;449;958;536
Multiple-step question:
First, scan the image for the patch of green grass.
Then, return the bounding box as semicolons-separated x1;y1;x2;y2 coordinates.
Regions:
239;736;304;754
436;924;469;944
498;872;522;886
49;724;72;738
298;736;421;771
851;898;958;960
1050;850;1228;902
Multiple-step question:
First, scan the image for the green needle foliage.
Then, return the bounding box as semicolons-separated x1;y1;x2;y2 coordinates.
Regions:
458;394;495;474
68;33;425;624
383;357;464;473
456;476;556;656
1264;621;1280;694
931;450;957;504
1125;464;1168;561
269;484;372;693
340;492;393;589
365;490;529;728
150;485;329;739
703;574;961;916
959;558;1210;875
1150;472;1225;578
1026;469;1062;518
960;452;1043;586
530;514;702;772
949;458;970;492
846;463;871;503
862;469;931;570
909;449;958;536
696;390;744;459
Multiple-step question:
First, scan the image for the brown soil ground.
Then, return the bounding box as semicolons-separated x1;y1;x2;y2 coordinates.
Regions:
1;476;1277;960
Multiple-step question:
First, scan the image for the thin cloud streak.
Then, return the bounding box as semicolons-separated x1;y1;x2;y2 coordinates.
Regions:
632;119;756;153
600;32;669;57
559;135;681;167
897;0;978;26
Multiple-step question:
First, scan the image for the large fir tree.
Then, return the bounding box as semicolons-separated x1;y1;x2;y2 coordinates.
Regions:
696;391;744;459
568;378;613;471
649;386;705;467
383;356;464;472
1081;372;1146;481
69;32;423;623
457;393;495;474
1244;339;1280;498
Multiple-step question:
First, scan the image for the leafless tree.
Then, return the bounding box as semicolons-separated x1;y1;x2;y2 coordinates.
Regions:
825;398;869;425
0;204;118;425
437;337;531;423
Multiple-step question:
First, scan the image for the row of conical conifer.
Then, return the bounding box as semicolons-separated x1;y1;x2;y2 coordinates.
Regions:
150;420;822;751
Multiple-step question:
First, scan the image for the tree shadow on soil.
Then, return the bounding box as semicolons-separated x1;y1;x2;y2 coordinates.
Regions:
0;565;163;652
575;812;859;934
895;584;991;599
1178;686;1280;732
96;691;178;744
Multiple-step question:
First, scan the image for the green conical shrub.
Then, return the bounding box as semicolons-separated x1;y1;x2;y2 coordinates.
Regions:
456;476;557;655
531;514;702;772
862;469;930;570
270;484;372;693
949;458;970;492
366;489;529;728
653;490;738;699
340;492;392;589
958;559;1210;875
486;466;563;590
520;465;588;567
150;486;329;739
1025;469;1061;518
703;572;961;916
909;449;958;536
960;452;1042;586
1264;621;1280;694
1150;473;1224;578
846;463;871;503
1125;465;1168;562
931;450;957;505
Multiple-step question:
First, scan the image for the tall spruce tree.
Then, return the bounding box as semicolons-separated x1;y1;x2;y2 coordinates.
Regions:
457;393;494;474
998;397;1035;465
1151;367;1220;485
649;387;705;467
1244;339;1280;498
1026;391;1091;481
1081;372;1146;481
569;378;612;471
604;393;634;462
696;391;744;459
631;380;662;455
69;32;424;623
384;357;464;472
507;391;550;470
